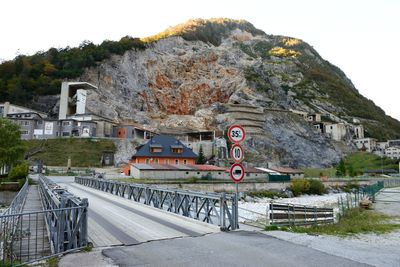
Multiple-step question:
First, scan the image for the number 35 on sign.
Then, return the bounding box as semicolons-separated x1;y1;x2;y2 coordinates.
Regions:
228;125;246;144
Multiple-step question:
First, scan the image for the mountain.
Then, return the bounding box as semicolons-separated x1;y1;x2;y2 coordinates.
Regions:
1;18;399;168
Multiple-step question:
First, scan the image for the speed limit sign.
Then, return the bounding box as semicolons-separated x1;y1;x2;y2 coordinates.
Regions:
230;144;244;163
228;125;246;144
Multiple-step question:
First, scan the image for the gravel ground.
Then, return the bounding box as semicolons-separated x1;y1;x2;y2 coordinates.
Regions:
263;187;400;267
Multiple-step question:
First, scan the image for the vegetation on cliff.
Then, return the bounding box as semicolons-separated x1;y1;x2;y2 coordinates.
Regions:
142;18;265;45
0;37;145;106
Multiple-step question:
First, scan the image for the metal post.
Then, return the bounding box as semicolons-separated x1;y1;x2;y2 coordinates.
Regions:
235;183;239;229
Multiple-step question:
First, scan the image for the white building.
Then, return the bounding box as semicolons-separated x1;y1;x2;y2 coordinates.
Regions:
385;146;400;160
388;140;400;148
325;123;347;141
354;138;378;152
0;102;47;118
58;82;97;120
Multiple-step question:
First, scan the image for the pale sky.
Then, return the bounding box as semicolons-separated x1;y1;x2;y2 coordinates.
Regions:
1;0;399;121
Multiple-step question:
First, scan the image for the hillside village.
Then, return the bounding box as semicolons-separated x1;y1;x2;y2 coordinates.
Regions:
1;81;399;178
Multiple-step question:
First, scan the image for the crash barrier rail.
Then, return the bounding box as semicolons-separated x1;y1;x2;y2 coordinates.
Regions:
268;202;334;227
39;175;88;254
75;176;238;230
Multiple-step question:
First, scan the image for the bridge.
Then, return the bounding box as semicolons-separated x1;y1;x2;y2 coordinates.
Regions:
1;175;237;265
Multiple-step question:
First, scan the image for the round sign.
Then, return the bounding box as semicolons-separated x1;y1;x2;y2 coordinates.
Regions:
228;125;246;144
230;144;244;163
230;163;245;183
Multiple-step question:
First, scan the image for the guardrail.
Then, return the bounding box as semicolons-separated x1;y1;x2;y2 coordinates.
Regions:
39;175;88;254
75;176;238;230
268;202;334;227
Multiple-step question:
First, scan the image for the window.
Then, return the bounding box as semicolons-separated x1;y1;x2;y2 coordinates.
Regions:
37;120;42;125
63;121;70;126
56;132;59;137
186;172;189;175
183;160;187;165
171;148;183;153
154;159;159;164
24;114;31;117
197;172;200;175
146;159;150;164
151;147;162;153
62;132;70;136
20;130;29;135
164;159;169;164
21;121;29;126
175;160;179;165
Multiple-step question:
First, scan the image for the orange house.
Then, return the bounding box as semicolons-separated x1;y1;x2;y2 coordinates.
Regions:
123;135;198;175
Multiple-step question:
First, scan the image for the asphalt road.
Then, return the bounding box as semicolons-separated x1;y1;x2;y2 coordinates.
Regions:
48;176;219;247
101;231;370;267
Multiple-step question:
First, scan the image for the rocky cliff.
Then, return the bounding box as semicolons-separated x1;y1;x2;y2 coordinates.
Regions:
29;18;399;168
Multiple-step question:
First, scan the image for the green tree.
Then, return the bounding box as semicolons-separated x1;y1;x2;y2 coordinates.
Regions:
0;118;26;167
336;159;346;177
196;145;206;164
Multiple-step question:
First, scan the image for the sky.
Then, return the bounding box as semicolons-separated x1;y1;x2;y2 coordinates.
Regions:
1;0;399;120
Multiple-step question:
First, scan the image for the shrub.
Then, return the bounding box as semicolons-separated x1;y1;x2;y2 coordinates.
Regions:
247;190;287;199
188;177;198;183
308;179;325;195
290;179;310;197
8;162;29;181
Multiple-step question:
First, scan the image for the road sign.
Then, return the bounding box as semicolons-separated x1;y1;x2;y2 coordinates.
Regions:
228;125;246;144
230;144;244;163
230;163;245;183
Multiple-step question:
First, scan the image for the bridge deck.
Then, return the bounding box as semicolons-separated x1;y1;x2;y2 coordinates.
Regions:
15;185;51;262
58;181;219;247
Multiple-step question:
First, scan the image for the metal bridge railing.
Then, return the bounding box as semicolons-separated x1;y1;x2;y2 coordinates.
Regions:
1;178;29;216
0;176;88;266
0;178;29;265
38;175;88;254
75;176;238;230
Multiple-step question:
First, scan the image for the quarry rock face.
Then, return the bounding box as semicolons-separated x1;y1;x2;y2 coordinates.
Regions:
78;26;352;168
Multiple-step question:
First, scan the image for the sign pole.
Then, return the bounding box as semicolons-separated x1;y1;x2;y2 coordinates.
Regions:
228;124;246;230
235;182;239;229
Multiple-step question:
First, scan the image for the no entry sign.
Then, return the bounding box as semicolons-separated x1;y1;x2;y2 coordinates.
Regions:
230;163;245;183
228;125;246;144
230;144;244;163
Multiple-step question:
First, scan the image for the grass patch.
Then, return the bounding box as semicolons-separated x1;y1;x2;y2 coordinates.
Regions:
25;138;115;167
344;152;398;176
47;256;59;267
303;168;336;178
292;208;400;236
247;190;287;199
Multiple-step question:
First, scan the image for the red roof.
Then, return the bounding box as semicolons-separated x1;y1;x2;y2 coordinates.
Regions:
192;165;226;171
